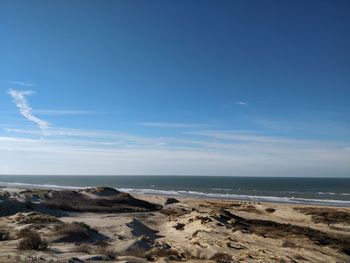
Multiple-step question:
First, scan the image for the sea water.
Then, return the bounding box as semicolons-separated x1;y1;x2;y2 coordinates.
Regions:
0;175;349;206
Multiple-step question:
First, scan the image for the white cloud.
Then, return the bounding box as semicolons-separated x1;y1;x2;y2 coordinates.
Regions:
7;89;49;131
238;101;249;106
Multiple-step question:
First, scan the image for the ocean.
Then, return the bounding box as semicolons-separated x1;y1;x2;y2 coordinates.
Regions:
0;175;349;206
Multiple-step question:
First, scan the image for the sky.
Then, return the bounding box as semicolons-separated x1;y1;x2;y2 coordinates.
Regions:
0;0;349;176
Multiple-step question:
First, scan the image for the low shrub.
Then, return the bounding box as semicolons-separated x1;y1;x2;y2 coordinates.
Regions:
17;229;48;250
96;242;117;259
55;221;95;236
53;222;107;244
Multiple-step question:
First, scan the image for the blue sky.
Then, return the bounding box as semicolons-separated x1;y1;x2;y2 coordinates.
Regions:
0;0;349;176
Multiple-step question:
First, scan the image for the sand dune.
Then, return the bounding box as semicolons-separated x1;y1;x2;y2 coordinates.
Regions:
0;187;349;262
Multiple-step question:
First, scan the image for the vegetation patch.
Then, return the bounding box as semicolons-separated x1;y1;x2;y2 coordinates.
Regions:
95;242;117;259
17;229;48;251
43;189;161;213
0;199;30;216
13;212;62;225
53;221;107;243
213;209;350;256
294;207;350;225
84;187;120;196
19;189;51;200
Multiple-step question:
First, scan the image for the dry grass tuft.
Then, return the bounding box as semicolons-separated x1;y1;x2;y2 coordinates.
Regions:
55;221;95;237
53;221;108;244
17;229;48;251
14;212;61;225
95;242;117;259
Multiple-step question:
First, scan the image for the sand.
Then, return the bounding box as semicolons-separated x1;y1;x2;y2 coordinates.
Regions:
0;187;349;263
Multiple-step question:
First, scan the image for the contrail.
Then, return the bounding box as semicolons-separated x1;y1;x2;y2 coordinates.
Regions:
8;89;49;131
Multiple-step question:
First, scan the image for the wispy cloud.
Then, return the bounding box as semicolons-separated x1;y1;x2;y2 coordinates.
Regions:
188;130;303;144
1;132;349;176
238;101;249;106
3;90;349;176
33;109;99;116
7;89;49;131
4;127;171;147
9;81;38;87
138;122;205;129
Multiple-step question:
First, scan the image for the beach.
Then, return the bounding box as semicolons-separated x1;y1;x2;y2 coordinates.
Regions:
2;1;350;262
0;186;349;263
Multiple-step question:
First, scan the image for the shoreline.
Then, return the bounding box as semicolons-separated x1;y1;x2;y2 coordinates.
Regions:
1;183;350;208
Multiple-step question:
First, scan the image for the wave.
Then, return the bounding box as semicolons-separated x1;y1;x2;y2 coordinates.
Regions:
1;181;349;206
317;192;350;196
211;188;232;191
318;192;336;195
